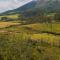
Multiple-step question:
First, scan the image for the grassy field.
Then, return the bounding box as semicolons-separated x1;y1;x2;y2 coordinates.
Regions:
0;14;19;20
0;21;60;60
0;22;20;28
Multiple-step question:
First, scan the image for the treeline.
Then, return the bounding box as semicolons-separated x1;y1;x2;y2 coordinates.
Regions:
19;12;60;24
19;8;60;23
0;12;60;23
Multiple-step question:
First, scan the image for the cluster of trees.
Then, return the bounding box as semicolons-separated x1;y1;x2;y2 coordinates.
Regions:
19;12;60;24
54;13;60;22
0;17;14;21
0;12;60;23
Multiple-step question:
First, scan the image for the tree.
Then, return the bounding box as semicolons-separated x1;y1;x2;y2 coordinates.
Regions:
54;13;60;22
18;14;24;21
1;17;8;21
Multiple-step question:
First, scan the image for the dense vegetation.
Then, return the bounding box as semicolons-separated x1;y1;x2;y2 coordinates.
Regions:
0;20;59;60
0;10;60;60
0;30;60;60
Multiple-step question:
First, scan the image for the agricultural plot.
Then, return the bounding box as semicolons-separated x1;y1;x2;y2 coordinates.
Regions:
0;21;60;60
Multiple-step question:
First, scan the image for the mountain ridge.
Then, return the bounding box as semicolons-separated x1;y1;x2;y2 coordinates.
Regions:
0;1;36;15
0;0;60;16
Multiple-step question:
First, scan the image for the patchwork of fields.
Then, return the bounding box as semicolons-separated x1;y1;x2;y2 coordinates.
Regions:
0;21;60;60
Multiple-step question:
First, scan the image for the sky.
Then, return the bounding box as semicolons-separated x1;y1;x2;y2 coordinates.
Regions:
0;0;33;13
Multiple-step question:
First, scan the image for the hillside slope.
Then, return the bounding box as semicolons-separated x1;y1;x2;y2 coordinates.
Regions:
1;0;60;16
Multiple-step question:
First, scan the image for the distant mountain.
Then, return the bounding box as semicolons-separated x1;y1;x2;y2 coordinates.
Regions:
0;1;36;15
43;0;60;12
20;0;60;17
1;0;60;16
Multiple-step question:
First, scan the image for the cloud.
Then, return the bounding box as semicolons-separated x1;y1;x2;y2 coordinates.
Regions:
0;0;32;13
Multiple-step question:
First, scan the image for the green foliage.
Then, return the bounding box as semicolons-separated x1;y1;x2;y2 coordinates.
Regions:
54;13;60;22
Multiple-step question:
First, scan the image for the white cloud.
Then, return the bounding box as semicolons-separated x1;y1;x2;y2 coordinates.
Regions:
0;0;32;13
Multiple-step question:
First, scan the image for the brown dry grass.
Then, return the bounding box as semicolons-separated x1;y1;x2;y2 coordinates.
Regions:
0;22;20;28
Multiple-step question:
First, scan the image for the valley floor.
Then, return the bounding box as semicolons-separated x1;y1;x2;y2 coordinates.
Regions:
0;21;60;60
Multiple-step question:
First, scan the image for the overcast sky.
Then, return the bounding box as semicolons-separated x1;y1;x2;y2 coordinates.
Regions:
0;0;33;13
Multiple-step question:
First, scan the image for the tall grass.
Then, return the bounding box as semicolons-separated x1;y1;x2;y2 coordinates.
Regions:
0;32;60;60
